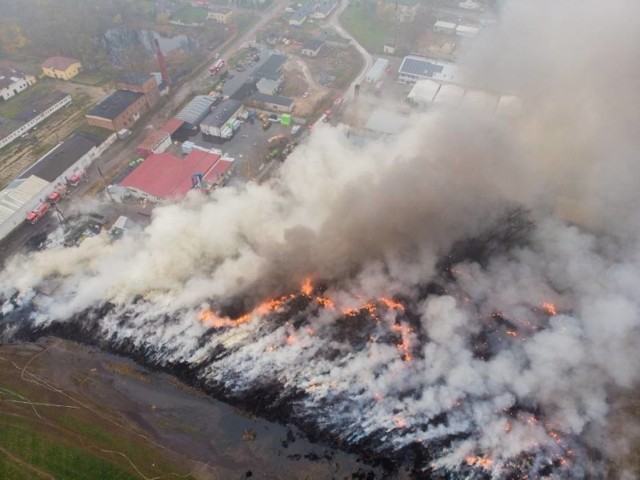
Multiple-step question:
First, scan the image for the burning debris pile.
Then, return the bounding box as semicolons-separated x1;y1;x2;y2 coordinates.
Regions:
2;1;640;478
0;210;628;478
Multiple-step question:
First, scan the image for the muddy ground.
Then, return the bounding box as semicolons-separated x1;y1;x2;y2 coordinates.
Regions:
0;338;400;479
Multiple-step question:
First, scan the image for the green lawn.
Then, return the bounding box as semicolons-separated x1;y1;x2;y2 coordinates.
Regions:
0;414;138;480
339;4;391;54
172;5;209;24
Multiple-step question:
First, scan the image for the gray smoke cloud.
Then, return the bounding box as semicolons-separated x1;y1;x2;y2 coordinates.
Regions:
2;0;640;476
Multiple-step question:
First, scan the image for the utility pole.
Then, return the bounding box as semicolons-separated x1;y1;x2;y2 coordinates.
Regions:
53;203;69;230
98;166;115;202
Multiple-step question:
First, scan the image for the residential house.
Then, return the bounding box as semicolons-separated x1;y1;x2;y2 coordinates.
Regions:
41;56;82;80
0;67;36;101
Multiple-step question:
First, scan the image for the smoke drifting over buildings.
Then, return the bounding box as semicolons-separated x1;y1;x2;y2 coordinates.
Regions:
2;0;640;477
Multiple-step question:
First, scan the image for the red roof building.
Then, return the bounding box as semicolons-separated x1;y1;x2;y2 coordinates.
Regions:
136;130;171;158
159;118;185;137
118;150;233;201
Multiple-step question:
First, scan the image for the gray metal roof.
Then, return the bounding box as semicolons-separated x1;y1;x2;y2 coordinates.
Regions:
175;95;215;126
20;132;103;183
251;92;293;107
399;56;444;78
201;99;243;129
253;54;286;81
87;90;143;121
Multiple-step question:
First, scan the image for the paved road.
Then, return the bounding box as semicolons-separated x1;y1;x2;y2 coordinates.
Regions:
328;0;374;100
0;0;289;265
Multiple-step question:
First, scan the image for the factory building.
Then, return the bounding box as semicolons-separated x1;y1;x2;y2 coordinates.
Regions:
136;130;171;158
0;132;115;240
397;56;460;85
249;92;294;113
200;99;245;139
364;108;409;137
256;78;282;96
112;150;233;203
252;54;286;83
174;95;216;131
85;90;148;132
406;79;520;115
117;73;160;108
365;58;389;83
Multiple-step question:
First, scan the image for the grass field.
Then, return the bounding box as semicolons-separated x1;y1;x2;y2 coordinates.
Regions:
0;81;56;119
0;346;195;480
172;5;209;24
71;71;110;87
339;3;391;54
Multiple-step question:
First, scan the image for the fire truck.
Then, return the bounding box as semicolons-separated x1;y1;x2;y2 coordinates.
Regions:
47;184;68;203
68;169;87;187
26;202;50;224
209;59;225;75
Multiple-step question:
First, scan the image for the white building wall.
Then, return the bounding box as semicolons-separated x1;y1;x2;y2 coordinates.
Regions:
0;132;115;240
0;94;71;149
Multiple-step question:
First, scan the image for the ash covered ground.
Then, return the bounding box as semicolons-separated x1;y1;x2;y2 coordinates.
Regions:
3;1;640;478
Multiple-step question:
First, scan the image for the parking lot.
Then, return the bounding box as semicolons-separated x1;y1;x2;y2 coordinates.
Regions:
186;112;302;184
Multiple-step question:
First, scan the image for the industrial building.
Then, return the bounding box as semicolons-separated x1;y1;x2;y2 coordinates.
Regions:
175;95;216;131
200;99;245;139
0;67;36;101
249;92;294;113
0;131;115;240
112;150;233;202
136;130;171;158
85;90;148;132
365;58;389;83
117;73;159;108
364;108;409;137
0;91;71;149
397;56;460;85
256;78;282;95
252;54;286;82
406;79;521;115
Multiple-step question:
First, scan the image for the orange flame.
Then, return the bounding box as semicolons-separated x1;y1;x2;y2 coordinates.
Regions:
198;294;293;329
465;456;494;469
392;323;413;361
379;297;405;311
542;302;557;316
301;277;313;296
315;296;335;309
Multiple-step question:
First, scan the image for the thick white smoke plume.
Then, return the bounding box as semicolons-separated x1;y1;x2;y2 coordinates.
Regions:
2;0;640;477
